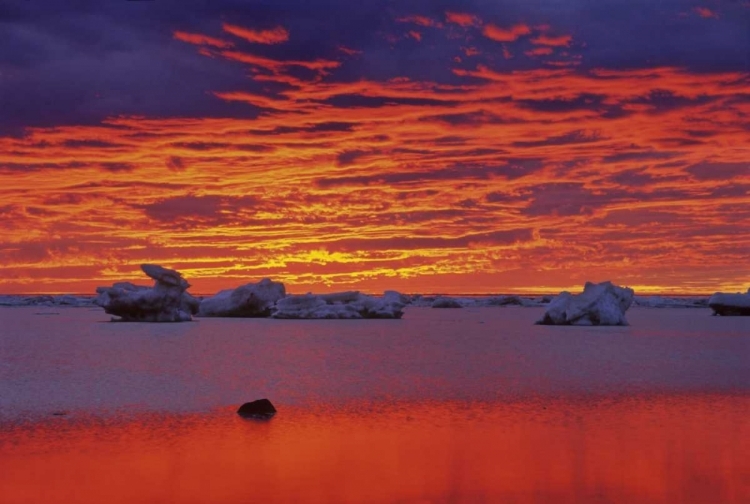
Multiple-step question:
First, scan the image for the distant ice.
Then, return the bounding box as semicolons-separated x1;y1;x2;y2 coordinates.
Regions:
708;288;750;316
634;296;708;309
198;279;285;317
0;295;95;307
95;264;199;322
537;281;635;326
410;295;549;308
272;291;406;319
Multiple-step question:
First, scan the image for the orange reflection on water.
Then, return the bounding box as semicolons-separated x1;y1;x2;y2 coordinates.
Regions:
1;395;749;503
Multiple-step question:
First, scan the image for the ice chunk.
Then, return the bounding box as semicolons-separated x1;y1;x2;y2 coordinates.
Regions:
94;264;198;322
708;289;750;316
198;279;286;317
272;291;405;319
536;281;635;326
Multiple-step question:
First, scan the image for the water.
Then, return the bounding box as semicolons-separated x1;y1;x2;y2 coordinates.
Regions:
1;307;749;502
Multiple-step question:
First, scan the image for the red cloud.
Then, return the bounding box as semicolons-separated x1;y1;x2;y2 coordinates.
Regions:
222;24;290;44
445;12;481;27
482;23;531;42
525;47;554;57
693;7;719;18
409;31;422;42
338;46;362;56
173;31;233;49
531;34;572;47
396;15;442;27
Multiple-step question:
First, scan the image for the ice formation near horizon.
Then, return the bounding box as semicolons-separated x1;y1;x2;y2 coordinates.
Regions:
633;296;708;308
94;264;199;322
198;279;286;317
272;290;407;319
409;295;548;308
0;295;95;307
536;281;635;326
708;288;750;316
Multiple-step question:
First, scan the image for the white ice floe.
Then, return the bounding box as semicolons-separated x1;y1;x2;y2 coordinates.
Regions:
198;279;286;317
536;281;635;326
272;291;406;319
708;289;750;316
95;264;199;322
634;296;708;309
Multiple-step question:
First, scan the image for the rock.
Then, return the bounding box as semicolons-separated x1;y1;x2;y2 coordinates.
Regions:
272;291;405;319
431;296;462;308
198;279;286;317
536;281;635;326
237;399;277;419
94;264;197;322
708;289;750;316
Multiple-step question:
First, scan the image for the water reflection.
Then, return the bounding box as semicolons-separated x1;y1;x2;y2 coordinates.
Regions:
2;395;749;503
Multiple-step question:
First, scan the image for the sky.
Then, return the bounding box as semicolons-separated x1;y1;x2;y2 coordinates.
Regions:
0;0;748;295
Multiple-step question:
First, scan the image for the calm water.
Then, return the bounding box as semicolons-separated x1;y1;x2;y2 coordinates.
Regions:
1;306;749;503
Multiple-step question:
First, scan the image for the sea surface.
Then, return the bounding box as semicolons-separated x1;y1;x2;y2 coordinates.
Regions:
1;306;749;503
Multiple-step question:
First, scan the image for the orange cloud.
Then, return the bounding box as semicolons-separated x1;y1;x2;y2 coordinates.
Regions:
408;31;422;42
1;24;748;295
222;23;290;44
531;34;573;47
482;23;532;42
173;31;234;49
445;12;481;27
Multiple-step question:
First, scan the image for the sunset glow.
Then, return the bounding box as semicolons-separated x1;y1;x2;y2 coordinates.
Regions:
0;1;748;294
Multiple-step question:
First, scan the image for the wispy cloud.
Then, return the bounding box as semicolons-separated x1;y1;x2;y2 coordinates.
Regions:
222;24;290;44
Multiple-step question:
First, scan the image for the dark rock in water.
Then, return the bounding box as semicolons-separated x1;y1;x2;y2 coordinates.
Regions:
237;399;277;419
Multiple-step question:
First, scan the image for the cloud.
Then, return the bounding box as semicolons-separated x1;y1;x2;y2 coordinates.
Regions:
173;31;233;49
482;23;531;42
531;34;572;46
396;15;442;28
0;1;749;294
693;7;719;18
525;47;554;57
222;24;290;44
445;12;480;27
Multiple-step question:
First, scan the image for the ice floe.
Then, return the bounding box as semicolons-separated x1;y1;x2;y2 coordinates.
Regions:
536;281;635;326
198;279;286;317
272;291;406;319
708;289;750;316
95;264;199;322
